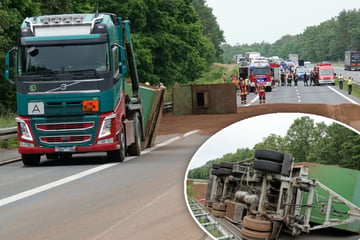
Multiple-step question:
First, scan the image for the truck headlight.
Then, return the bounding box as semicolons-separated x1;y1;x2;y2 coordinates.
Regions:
18;120;33;141
98;115;115;139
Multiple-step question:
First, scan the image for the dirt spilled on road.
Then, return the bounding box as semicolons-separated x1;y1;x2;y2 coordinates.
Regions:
158;103;360;136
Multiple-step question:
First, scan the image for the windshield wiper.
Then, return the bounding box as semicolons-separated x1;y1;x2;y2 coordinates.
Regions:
68;69;97;74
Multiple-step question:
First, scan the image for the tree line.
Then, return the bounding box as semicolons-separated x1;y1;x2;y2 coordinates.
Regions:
188;116;360;179
222;9;360;63
0;0;224;112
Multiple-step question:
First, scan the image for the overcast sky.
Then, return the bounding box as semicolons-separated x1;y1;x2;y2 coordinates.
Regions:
188;113;359;169
205;0;360;45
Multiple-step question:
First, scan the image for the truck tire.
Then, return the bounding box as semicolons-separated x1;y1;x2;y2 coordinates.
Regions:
212;163;220;169
253;159;282;174
22;154;41;167
240;227;271;239
255;149;284;163
242;215;272;232
281;153;293;177
128;112;142;156
211;209;225;218
220;162;234;169
211;169;221;176
212;202;227;211
107;125;126;162
218;167;232;175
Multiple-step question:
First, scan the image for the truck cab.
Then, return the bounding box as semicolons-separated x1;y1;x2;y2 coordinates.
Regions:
4;13;145;166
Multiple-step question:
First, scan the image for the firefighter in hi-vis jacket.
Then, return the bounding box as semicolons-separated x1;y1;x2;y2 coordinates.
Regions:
239;77;248;104
256;81;266;104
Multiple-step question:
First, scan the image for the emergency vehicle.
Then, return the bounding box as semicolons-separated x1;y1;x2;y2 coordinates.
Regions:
314;63;335;85
249;60;272;92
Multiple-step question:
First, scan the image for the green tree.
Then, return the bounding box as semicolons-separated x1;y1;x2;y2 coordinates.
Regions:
284;116;316;162
254;134;287;153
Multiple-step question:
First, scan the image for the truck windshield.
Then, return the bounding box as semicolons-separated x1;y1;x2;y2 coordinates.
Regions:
251;67;269;75
20;43;109;75
319;69;333;76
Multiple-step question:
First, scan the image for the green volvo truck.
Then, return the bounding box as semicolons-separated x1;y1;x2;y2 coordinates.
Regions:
4;13;159;166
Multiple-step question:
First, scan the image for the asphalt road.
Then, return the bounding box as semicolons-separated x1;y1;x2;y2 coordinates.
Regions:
1;83;360;240
237;82;360;107
0;133;210;240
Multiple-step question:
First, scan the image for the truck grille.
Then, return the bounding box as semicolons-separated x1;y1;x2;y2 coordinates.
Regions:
36;122;94;131
40;135;91;144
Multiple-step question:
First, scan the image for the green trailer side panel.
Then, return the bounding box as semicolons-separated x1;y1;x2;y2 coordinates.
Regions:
125;84;153;130
303;162;360;232
172;85;193;116
125;84;165;148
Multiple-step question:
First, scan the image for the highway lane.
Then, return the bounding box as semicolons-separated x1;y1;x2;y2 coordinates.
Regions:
0;133;209;240
238;83;360;106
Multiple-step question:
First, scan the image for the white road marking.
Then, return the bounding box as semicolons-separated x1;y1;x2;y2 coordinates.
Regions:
327;86;359;105
245;95;259;106
0;130;199;208
0;163;118;207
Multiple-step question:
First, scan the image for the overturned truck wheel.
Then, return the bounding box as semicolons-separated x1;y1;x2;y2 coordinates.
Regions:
255;149;284;163
240;227;271;240
253;159;282;174
242;215;272;232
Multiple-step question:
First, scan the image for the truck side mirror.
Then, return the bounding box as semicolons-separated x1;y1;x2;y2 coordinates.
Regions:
4;47;17;85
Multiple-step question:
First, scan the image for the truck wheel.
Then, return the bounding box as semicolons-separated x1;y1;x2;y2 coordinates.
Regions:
218;167;233;175
211;169;221;176
107;126;126;162
242;215;272;232
240;227;271;239
128;112;142;156
220;162;234;169
212;202;227;211
255;149;284;163
22;154;41;167
211;209;225;218
253;159;282;174
212;163;220;169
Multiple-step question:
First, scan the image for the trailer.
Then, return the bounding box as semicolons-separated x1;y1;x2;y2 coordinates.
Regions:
204;149;360;240
344;51;360;71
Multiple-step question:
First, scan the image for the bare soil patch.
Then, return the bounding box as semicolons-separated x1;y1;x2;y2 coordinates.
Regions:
157;103;360;136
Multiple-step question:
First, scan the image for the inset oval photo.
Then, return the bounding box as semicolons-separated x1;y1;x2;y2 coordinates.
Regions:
184;113;360;240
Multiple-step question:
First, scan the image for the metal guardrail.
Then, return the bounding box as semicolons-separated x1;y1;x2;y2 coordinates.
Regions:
0;126;17;140
190;199;236;240
163;101;173;112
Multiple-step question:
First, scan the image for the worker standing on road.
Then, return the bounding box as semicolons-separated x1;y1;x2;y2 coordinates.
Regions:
347;76;353;95
287;72;292;86
257;82;266;104
304;72;308;86
244;77;250;93
293;71;298;87
239;78;248;105
280;70;285;86
338;74;344;90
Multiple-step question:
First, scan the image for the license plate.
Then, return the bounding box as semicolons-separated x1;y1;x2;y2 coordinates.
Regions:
55;146;76;152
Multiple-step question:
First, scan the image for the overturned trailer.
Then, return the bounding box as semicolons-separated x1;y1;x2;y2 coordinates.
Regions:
205;149;360;240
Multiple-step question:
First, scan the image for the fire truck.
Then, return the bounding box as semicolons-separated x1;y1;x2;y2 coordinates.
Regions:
239;60;272;92
313;63;335;85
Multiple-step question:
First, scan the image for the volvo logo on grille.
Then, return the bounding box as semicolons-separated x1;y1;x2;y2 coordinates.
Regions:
62;136;71;142
60;84;67;90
